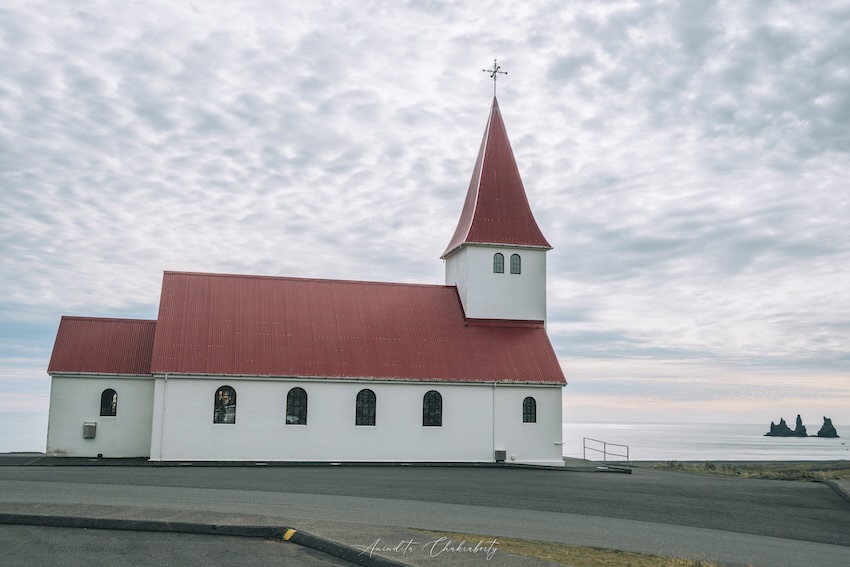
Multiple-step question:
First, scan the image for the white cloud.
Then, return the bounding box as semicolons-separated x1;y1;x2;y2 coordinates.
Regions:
1;1;849;448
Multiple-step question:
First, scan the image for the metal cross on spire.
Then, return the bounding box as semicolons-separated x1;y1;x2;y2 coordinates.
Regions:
483;59;507;97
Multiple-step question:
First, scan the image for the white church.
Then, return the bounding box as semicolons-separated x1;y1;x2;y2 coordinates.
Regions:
45;96;568;465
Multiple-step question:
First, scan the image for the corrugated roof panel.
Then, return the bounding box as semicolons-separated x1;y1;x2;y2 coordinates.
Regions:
442;97;552;258
48;317;156;375
150;271;565;385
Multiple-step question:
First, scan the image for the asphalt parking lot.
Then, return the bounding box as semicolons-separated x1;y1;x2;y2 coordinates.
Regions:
0;524;353;567
2;460;849;566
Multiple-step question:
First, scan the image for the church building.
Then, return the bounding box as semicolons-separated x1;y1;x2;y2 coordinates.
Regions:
45;96;567;465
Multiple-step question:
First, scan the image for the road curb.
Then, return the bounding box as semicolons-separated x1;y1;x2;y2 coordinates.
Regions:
0;513;409;567
284;528;409;567
0;512;285;538
815;479;850;504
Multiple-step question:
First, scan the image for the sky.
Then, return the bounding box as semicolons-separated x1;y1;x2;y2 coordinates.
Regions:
2;1;849;452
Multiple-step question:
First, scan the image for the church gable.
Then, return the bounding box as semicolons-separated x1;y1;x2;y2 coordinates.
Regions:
149;271;565;385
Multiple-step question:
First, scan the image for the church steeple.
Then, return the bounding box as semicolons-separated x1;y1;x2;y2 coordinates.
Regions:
442;97;551;260
443;97;551;323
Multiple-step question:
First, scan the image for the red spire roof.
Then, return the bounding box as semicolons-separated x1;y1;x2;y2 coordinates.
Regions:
442;97;551;258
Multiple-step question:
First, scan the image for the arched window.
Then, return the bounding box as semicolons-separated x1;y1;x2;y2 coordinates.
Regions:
523;396;537;423
100;389;117;417
423;390;442;427
510;254;521;274
286;387;308;425
356;389;376;426
493;253;504;273
214;386;236;424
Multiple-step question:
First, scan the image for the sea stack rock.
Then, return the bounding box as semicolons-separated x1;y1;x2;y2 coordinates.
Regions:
765;416;809;437
765;418;794;436
817;417;839;438
793;414;808;437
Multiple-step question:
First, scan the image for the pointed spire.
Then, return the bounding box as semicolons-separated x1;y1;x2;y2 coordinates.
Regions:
442;97;551;259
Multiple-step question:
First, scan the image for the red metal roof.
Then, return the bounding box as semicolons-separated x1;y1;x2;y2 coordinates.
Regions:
48;317;156;374
442;97;552;258
150;271;565;385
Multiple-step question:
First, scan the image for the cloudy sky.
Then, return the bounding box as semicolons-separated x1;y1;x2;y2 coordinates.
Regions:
2;1;849;451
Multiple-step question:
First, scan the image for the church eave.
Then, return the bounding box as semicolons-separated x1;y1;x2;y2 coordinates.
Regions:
150;371;563;386
49;372;154;378
442;240;553;260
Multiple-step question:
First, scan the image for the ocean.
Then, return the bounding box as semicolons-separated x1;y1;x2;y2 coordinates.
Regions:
563;422;850;462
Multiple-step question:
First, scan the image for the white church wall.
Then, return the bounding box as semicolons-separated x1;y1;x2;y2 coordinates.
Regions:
149;376;167;460
46;375;154;458
493;385;564;465
446;245;547;321
444;245;469;308
149;376;545;462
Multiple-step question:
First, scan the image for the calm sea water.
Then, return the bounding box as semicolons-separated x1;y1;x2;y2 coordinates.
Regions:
563;422;850;462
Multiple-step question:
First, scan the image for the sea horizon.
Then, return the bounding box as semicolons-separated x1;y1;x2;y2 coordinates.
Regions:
563;421;849;462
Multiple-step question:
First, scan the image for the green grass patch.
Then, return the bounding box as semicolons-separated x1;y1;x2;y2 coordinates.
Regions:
649;460;850;480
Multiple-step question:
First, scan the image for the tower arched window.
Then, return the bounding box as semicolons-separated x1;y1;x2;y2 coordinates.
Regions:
356;389;376;426
510;254;521;274
523;396;537;423
286;387;308;425
100;389;117;417
423;390;442;427
214;386;236;424
493;253;504;273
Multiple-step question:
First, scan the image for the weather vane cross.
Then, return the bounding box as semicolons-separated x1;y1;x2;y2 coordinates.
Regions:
483;59;507;97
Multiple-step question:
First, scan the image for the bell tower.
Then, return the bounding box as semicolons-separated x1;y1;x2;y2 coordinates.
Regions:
442;97;551;323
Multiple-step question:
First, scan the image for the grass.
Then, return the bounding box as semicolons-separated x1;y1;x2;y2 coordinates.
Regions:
417;530;727;566
647;460;850;481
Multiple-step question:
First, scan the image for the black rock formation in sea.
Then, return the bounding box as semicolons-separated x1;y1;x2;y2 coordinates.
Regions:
766;418;793;436
794;414;807;437
765;414;808;437
817;417;839;438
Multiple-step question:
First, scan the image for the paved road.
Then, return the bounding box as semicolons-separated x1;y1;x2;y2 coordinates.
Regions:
0;524;353;567
1;465;849;566
1;466;846;546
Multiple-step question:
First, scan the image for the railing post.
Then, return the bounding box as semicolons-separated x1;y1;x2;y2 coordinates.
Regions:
582;437;630;464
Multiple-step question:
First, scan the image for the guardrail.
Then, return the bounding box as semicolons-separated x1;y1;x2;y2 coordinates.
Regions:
583;437;630;463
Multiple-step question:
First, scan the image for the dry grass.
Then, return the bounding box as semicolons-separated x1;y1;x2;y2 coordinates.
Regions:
649;461;850;481
418;530;727;567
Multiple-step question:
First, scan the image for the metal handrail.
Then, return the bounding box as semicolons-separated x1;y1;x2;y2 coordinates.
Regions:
583;437;630;463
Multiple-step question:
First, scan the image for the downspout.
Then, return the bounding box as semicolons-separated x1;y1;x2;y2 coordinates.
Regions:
158;373;168;461
492;382;496;462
